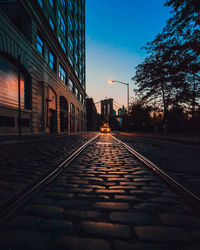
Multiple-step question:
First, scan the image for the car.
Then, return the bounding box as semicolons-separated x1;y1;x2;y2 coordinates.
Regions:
100;124;111;133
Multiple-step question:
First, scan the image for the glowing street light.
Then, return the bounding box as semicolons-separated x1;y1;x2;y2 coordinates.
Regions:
109;79;129;114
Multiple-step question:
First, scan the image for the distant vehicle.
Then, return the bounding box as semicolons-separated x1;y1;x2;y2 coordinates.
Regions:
100;124;111;133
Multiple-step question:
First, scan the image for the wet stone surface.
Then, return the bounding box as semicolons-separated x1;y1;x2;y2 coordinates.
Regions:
0;134;200;250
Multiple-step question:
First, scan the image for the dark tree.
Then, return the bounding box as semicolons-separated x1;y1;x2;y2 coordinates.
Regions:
162;0;200;110
129;101;151;131
133;43;188;123
167;105;187;132
133;0;200;127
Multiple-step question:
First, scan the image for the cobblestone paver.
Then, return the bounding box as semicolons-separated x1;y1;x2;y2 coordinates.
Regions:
113;132;200;199
0;133;96;207
0;134;200;250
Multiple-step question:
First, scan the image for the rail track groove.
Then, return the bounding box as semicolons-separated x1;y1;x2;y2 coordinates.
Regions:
112;135;200;212
0;134;99;227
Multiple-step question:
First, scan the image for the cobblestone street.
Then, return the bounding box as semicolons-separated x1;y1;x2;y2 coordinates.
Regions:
0;134;200;250
0;133;96;207
113;132;200;198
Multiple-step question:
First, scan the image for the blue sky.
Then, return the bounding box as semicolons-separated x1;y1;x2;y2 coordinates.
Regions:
86;0;172;111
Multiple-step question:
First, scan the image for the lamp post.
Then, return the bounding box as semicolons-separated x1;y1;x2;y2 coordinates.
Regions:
109;80;129;114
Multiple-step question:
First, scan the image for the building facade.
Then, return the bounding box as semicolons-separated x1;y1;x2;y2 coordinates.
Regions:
86;98;99;131
0;0;86;135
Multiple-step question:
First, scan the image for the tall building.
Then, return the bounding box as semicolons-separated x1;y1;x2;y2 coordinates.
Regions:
86;98;99;131
118;105;127;116
0;0;86;135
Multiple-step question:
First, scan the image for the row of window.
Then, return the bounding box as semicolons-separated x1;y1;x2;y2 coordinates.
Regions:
57;64;85;104
67;77;85;105
38;0;84;33
38;0;84;14
37;35;55;70
36;34;85;105
37;0;85;84
58;10;84;48
37;33;85;73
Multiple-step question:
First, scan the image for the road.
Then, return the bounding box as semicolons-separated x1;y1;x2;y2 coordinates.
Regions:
0;133;96;207
0;133;200;250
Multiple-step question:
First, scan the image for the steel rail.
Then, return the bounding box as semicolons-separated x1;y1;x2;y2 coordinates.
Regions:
112;135;200;212
0;134;100;227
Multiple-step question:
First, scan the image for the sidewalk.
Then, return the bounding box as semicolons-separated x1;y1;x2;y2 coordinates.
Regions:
0;132;92;145
119;132;200;147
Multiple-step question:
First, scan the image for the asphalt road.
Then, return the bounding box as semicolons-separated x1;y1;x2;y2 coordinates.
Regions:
113;132;200;199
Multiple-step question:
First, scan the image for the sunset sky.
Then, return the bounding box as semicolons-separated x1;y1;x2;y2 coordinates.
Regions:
85;0;172;112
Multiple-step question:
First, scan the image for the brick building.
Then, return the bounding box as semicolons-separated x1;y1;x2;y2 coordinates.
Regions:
0;0;86;135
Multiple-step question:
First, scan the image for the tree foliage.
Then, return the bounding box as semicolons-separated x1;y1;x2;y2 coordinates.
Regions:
133;0;200;120
129;101;151;131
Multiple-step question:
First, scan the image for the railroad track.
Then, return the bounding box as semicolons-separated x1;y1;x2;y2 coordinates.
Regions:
112;135;200;212
0;134;99;227
0;133;200;230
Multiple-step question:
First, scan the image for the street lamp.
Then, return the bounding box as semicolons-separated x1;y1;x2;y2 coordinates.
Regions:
109;80;129;114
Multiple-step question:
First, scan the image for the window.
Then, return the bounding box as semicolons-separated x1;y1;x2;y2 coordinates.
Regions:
49;18;54;30
75;87;79;99
70;103;75;115
60;0;65;10
69;79;74;91
75;53;78;64
38;0;43;8
74;2;77;14
0;55;32;111
49;52;54;70
37;35;43;54
75;37;78;47
68;16;73;31
49;0;53;7
68;56;73;66
68;36;73;52
75;19;78;31
58;11;65;35
68;0;73;11
59;36;66;53
80;94;83;103
59;65;66;83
